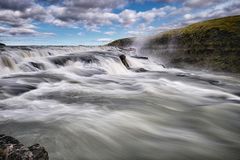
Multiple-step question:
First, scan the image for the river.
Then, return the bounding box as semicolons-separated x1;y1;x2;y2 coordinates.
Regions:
0;46;240;160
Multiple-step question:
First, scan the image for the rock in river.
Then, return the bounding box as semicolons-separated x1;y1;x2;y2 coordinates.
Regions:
0;134;48;160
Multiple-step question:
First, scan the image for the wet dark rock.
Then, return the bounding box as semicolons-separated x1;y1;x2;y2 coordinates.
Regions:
0;43;6;47
176;73;187;77
0;134;48;160
29;62;45;70
0;83;37;96
131;68;148;72
119;54;149;72
49;54;99;66
119;55;130;69
130;56;148;60
29;144;49;160
234;92;240;97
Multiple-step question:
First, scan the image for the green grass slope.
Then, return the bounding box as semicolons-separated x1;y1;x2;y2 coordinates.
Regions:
146;15;240;73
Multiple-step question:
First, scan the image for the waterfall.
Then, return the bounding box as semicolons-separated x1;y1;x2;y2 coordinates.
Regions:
0;46;240;160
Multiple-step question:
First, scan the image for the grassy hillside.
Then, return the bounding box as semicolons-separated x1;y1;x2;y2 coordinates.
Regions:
149;15;240;48
109;15;240;73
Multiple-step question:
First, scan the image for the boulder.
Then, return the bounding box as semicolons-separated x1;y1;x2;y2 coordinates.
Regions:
0;134;48;160
0;43;6;47
119;55;130;69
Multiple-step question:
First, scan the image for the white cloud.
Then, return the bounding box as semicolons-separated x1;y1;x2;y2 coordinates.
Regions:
181;0;240;25
118;6;179;26
0;25;55;36
97;38;112;43
184;14;193;20
119;9;138;25
138;6;176;23
126;23;156;36
63;0;127;10
0;0;239;38
183;0;224;8
104;31;116;35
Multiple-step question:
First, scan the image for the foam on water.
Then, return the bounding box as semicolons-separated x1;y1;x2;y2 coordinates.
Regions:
0;46;240;160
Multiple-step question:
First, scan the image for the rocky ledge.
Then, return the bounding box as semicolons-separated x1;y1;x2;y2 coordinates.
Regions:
0;134;48;160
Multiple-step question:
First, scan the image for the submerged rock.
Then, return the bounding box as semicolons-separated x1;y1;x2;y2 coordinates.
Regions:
0;134;48;160
130;56;148;60
131;68;148;72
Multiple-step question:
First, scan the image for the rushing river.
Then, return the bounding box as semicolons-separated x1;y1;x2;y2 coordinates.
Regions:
0;46;240;160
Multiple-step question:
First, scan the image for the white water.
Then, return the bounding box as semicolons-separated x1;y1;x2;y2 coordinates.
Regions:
0;46;240;160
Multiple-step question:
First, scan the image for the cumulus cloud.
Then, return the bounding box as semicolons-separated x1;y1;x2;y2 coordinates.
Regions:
43;0;180;29
0;25;54;36
147;0;240;35
182;0;240;24
63;0;127;9
0;0;239;39
119;9;138;25
0;0;33;11
183;0;224;8
44;0;122;28
0;0;50;36
118;6;178;26
128;23;156;36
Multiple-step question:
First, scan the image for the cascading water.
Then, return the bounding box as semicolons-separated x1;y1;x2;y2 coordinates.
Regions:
0;46;240;160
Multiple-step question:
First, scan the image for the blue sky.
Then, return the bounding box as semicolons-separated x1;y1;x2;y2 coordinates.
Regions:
0;0;239;45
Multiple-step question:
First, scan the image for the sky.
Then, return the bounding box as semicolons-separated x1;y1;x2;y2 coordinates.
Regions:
0;0;239;45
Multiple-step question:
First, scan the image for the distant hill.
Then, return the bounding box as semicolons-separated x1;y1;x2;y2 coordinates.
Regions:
108;37;134;48
108;15;240;73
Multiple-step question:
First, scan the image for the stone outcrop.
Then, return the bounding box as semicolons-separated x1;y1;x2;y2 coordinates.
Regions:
119;55;130;69
0;43;6;47
119;54;148;72
0;134;48;160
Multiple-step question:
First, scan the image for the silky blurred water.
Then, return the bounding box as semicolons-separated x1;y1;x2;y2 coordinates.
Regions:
0;46;240;160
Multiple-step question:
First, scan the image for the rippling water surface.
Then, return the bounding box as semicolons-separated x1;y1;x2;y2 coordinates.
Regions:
0;46;240;160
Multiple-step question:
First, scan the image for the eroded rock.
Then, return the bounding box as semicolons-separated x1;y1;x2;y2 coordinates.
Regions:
0;135;48;160
119;54;130;69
